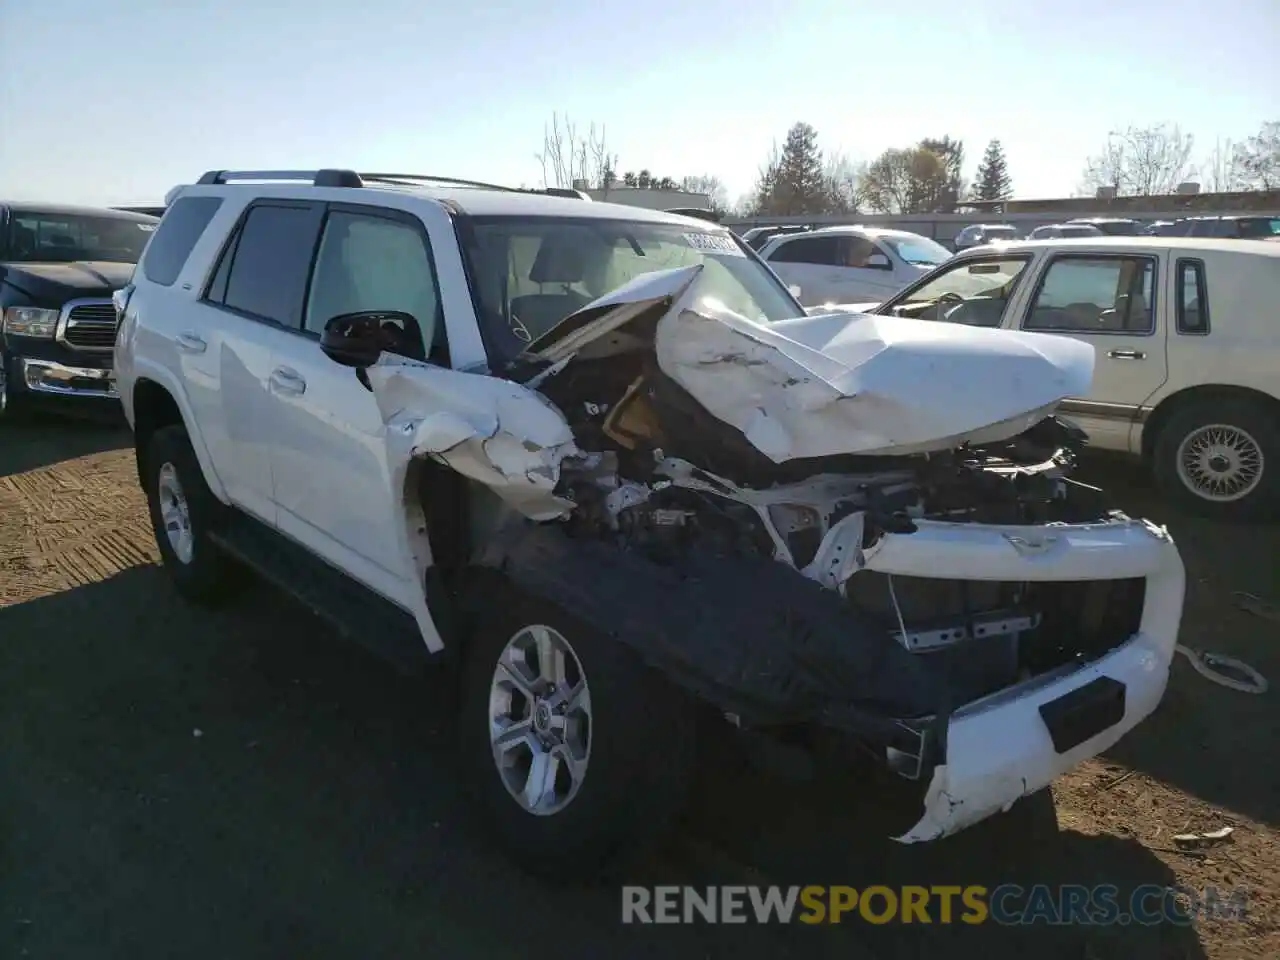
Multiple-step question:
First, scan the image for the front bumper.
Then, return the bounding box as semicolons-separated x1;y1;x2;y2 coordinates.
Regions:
852;516;1185;843
17;357;118;400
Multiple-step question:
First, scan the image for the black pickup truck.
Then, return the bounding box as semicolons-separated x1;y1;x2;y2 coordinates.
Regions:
0;202;159;419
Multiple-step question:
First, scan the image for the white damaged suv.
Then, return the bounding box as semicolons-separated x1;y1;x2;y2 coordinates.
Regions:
114;170;1186;877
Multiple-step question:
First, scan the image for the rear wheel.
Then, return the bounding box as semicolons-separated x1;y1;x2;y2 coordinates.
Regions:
143;425;240;603
1153;399;1279;521
457;588;695;881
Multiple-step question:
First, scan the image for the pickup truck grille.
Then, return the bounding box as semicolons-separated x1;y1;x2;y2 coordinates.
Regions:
60;300;118;351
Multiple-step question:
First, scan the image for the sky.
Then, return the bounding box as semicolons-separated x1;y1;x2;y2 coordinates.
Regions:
1;0;1277;207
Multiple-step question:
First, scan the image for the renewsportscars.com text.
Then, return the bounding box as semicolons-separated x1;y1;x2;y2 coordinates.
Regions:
621;884;1247;926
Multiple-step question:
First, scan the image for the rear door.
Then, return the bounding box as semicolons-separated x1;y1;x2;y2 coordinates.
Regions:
1012;250;1169;451
185;199;325;523
762;234;842;305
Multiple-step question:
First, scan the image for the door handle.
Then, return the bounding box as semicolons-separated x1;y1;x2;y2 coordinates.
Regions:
175;333;207;355
1107;349;1145;360
269;367;307;396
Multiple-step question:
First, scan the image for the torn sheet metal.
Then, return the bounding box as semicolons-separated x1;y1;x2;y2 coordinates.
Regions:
366;354;579;521
652;306;1097;460
522;264;704;365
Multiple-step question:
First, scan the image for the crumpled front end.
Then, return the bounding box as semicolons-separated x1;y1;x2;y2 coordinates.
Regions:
360;269;1184;846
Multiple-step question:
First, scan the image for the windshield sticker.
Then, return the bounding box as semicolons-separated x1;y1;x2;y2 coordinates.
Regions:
683;232;744;257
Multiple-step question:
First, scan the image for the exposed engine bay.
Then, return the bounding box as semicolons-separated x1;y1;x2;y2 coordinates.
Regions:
371;267;1170;798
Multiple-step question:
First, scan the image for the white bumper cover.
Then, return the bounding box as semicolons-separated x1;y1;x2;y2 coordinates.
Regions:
859;516;1186;843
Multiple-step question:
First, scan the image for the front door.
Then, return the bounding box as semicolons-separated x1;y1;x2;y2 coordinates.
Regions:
266;203;452;607
1014;251;1169;450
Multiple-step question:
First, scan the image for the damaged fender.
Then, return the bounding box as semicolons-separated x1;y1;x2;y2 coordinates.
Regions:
365;354;580;521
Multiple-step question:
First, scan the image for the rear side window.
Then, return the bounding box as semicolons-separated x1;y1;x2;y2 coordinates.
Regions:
1237;218;1280;239
769;235;841;265
1175;259;1210;334
142;197;223;286
207;203;323;326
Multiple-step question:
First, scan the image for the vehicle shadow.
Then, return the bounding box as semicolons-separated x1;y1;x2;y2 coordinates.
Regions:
0;413;131;477
0;563;1212;960
0;566;801;960
677;736;1209;960
1076;453;1280;829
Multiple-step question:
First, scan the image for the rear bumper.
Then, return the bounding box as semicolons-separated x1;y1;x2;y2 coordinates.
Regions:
852;516;1184;843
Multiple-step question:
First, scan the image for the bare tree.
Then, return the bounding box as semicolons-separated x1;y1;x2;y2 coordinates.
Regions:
822;151;865;213
680;174;730;212
536;112;618;190
1080;123;1196;196
1202;138;1243;193
1232;121;1280;191
861;147;947;213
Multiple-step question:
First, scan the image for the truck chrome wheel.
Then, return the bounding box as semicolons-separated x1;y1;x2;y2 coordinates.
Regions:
1176;423;1265;503
157;462;195;564
489;624;592;817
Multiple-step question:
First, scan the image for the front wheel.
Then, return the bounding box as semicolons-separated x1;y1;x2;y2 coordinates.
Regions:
457;588;695;881
1153;400;1280;521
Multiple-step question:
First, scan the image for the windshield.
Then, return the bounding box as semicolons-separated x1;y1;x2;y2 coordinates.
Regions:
882;255;1031;328
5;211;155;263
879;234;952;266
465;216;806;364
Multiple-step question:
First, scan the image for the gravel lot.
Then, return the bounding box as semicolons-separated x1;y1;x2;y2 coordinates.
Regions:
2;416;1276;959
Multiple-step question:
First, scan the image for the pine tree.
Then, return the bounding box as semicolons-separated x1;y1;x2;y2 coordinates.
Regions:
771;122;828;215
974;140;1014;201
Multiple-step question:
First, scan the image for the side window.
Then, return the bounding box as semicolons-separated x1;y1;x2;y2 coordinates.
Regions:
768;236;840;265
1187;220;1220;238
304;210;443;360
838;236;887;268
141;196;223;286
207;203;323;327
1176;259;1210;335
1025;257;1156;334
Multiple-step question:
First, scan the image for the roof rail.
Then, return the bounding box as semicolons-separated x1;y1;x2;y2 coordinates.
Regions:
364;175;590;200
360;172;522;192
541;187;591;200
196;169;364;187
192;169;593;201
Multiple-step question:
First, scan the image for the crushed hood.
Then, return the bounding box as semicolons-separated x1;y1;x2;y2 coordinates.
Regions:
525;264;1096;460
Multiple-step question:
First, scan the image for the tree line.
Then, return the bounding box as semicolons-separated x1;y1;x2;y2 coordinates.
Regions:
536;112;1280;217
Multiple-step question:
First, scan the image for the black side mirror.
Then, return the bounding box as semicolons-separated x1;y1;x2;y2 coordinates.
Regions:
319;310;418;369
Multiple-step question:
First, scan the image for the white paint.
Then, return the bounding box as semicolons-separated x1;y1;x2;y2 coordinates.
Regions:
654;305;1096;459
366;354;579;522
892;515;1185;842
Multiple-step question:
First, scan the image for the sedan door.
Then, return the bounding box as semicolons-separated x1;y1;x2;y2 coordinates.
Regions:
1012;250;1170;451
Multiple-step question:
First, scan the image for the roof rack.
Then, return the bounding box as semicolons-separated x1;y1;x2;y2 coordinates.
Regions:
196;169;364;187
193;169;591;200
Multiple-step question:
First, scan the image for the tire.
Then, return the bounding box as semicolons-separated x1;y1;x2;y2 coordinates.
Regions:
1152;399;1280;521
143;424;240;603
456;587;695;881
0;349;16;422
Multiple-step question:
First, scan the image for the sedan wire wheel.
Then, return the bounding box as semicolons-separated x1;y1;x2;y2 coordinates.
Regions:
488;624;592;816
1176;423;1265;502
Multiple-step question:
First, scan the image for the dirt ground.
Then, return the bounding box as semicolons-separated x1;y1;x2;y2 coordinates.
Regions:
1;416;1276;959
